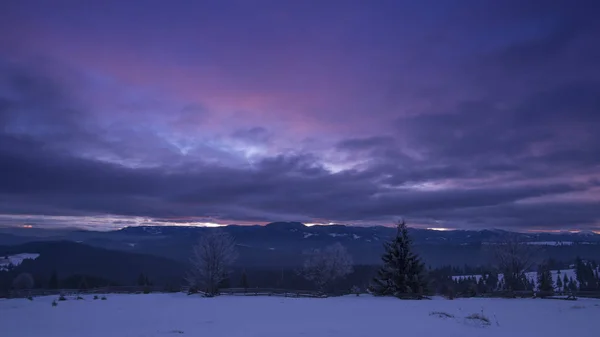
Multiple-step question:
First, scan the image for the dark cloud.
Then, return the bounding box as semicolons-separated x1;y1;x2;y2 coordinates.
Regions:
336;136;396;152
231;127;271;144
0;1;599;231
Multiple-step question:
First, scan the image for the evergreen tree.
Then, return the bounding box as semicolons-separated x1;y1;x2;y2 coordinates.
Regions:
48;270;59;289
563;274;569;291
486;272;499;292
240;270;249;290
137;273;147;286
78;275;88;290
369;220;428;298
527;277;535;291
568;277;577;292
537;263;554;294
556;273;563;291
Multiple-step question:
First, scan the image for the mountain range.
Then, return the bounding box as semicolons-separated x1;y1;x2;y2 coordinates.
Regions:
2;222;600;268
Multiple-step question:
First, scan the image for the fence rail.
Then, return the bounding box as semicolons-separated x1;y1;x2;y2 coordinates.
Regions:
3;286;325;299
4;287;600;300
454;290;600;300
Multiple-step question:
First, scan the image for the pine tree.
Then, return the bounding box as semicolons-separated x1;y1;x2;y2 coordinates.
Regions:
137;273;146;286
527;277;535;291
486;272;499;292
369;220;428;298
568;277;577;292
78;275;88;290
48;270;59;289
240;270;249;291
556;273;563;291
537;263;554;295
563;274;569;291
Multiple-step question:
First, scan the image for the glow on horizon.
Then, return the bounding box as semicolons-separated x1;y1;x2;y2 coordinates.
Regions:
156;222;226;228
0;214;598;233
305;222;337;227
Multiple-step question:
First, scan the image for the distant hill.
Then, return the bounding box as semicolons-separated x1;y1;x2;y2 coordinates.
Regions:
0;241;186;290
1;223;600;269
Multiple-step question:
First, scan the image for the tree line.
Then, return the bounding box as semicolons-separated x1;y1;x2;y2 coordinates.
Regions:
184;220;600;299
3;221;600;299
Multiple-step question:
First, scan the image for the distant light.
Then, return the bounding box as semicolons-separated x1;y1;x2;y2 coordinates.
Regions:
22;224;33;228
427;227;453;231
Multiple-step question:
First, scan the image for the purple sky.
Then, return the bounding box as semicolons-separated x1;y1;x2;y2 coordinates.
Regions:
1;0;599;231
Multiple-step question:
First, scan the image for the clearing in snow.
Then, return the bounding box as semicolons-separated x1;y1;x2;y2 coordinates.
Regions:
0;293;598;337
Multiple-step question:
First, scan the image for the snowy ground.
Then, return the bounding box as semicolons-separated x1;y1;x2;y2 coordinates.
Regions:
1;294;598;337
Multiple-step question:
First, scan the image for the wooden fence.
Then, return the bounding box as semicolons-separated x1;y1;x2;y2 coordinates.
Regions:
4;287;600;300
454;290;600;300
4;286;325;299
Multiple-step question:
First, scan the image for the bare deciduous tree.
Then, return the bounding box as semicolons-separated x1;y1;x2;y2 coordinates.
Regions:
13;272;35;290
491;235;539;291
186;230;238;296
301;242;354;293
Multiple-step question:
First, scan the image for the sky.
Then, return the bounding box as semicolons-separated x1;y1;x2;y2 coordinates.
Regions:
0;0;599;231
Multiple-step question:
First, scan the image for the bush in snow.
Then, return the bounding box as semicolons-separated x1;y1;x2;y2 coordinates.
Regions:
430;311;454;318
58;294;67;301
465;313;491;325
101;296;107;300
93;295;99;300
52;300;58;307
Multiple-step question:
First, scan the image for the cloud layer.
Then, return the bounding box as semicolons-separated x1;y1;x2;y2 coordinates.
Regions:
0;0;599;231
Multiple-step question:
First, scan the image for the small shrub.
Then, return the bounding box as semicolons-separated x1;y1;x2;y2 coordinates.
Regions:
430;311;454;318
466;313;491;325
27;296;34;301
52;300;58;307
93;295;99;300
101;296;107;300
76;295;84;300
58;295;67;301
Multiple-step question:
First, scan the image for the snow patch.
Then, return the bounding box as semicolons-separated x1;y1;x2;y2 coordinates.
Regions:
0;253;40;271
352;234;361;239
328;233;347;238
526;241;573;246
303;233;314;239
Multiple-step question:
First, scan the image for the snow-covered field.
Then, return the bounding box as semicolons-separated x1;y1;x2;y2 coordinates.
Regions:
1;293;598;337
